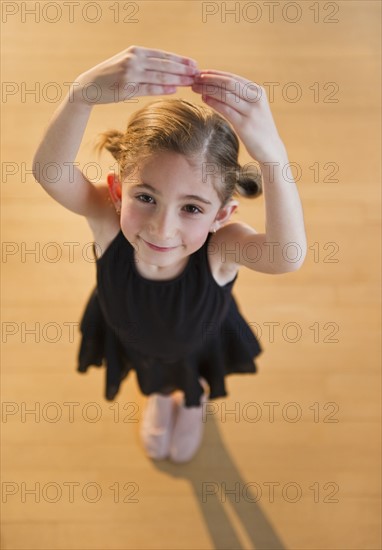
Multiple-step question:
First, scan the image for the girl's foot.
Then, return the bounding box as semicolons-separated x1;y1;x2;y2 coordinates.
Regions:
168;380;208;464
140;393;177;460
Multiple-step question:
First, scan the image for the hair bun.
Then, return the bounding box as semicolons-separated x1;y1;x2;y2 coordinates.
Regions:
235;165;263;198
94;129;126;161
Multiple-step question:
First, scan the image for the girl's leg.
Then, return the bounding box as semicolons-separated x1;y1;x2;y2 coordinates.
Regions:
168;378;209;464
139;393;177;460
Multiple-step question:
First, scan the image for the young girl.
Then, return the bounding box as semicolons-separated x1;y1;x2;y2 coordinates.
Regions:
33;46;307;464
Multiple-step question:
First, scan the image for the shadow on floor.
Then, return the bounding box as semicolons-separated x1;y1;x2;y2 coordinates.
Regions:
142;407;287;550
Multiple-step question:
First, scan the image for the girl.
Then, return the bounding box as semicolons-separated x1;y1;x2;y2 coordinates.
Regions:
32;46;307;464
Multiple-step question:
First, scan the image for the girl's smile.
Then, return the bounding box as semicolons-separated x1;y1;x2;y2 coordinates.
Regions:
140;237;179;252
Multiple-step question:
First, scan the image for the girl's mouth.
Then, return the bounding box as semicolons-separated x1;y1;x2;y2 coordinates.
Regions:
141;238;178;252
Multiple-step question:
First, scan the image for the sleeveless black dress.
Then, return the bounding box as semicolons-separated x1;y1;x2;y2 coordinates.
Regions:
77;229;263;407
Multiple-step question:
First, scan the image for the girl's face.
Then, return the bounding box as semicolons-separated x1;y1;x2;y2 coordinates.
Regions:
120;151;236;274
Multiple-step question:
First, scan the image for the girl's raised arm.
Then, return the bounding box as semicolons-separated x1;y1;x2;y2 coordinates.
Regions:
192;69;307;273
32;46;198;219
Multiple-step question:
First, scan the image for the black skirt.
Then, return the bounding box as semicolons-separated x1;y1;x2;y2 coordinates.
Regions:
77;287;262;408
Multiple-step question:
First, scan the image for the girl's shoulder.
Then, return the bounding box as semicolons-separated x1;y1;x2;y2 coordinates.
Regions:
206;222;242;287
207;220;263;284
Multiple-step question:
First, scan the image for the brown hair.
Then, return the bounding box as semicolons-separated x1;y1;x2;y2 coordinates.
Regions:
94;98;262;206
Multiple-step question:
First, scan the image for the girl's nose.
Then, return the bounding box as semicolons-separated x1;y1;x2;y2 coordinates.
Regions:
149;209;177;241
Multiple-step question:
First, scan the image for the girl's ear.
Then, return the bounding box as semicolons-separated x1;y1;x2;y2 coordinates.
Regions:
107;173;122;212
211;199;239;232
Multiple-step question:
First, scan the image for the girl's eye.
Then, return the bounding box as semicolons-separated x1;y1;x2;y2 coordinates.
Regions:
183;204;202;215
135;195;202;215
136;194;155;204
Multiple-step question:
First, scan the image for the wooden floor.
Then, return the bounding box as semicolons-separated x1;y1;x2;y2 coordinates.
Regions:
1;1;381;549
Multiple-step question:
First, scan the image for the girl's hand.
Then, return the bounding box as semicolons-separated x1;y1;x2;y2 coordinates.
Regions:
192;69;286;163
73;45;198;105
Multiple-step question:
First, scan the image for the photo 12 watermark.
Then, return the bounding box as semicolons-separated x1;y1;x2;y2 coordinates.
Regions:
1;2;140;24
202;160;340;185
201;2;340;24
2;401;140;424
1;80;141;104
1;480;140;503
201;480;340;503
201;400;340;423
203;320;340;344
